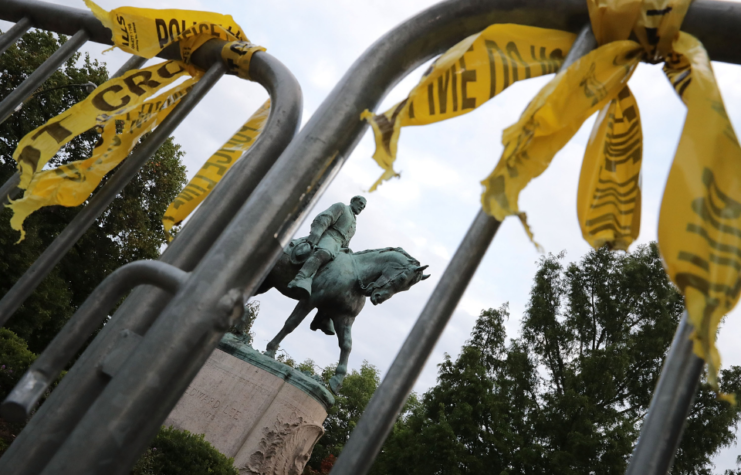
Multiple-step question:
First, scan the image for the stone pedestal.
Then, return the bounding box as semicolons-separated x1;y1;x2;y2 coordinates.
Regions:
165;334;335;475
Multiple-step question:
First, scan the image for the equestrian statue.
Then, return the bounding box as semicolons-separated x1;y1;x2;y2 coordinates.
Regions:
256;196;430;394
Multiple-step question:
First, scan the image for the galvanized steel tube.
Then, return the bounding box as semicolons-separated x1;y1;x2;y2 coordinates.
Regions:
0;261;188;423
625;313;705;475
0;29;88;123
0;16;31;56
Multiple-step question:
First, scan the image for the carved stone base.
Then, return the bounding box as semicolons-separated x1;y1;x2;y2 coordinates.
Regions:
164;334;335;474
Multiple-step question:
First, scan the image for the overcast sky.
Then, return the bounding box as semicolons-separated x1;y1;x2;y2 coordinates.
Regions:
5;0;741;470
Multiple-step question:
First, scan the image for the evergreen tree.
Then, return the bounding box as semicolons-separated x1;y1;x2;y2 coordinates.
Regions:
0;30;186;354
375;244;741;475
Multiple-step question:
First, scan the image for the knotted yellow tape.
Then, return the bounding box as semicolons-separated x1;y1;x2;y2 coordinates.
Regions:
659;32;741;401
8;2;265;241
162;99;271;240
362;0;741;397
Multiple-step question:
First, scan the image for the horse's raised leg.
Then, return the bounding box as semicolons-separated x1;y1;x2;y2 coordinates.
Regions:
265;300;313;358
329;317;354;394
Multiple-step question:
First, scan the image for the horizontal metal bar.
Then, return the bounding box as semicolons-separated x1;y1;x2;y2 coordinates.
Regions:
1;0;741;65
0;16;31;56
625;312;705;475
0;51;299;475
0;28;89;123
0;61;226;329
0;261;188;423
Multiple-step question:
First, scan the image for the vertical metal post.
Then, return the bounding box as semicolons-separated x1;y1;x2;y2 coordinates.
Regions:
0;28;88;123
625;313;705;475
0;16;32;56
0;61;227;328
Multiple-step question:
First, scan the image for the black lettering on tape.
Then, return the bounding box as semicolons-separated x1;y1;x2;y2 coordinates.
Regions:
93;85;129;112
32;120;73;143
485;40;509;98
506;42;531;81
427;84;435;115
168;19;181;43
437;70;450;114
459;56;477;110
156;19;168;48
157;61;185;79
124;71;161;96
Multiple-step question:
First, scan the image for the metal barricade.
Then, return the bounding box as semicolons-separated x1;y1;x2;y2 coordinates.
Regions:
0;0;303;328
0;0;739;474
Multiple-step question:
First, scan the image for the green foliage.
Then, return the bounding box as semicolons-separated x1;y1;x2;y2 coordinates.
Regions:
131;426;237;475
229;301;260;346
0;30;186;354
0;328;36;401
303;361;418;474
373;244;741;475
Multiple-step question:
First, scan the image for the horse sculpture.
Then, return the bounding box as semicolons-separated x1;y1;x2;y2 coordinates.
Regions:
257;242;430;394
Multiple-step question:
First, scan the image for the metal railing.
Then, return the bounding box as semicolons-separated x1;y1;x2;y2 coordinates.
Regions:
0;0;739;474
0;0;303;329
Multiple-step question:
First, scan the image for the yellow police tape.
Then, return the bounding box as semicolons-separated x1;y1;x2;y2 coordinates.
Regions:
84;0;247;59
577;85;642;251
362;0;741;397
10;79;196;241
659;32;741;400
361;24;577;191
162;99;271;240
13;60;190;190
8;2;265;241
481;41;641;240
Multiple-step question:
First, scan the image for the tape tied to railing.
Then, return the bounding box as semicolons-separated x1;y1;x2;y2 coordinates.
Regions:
363;0;741;400
7;1;266;242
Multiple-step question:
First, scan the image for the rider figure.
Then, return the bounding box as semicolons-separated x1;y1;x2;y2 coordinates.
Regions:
287;196;367;298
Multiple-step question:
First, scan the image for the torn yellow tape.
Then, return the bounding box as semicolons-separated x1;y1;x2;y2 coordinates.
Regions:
9;80;196;241
659;32;741;392
481;42;642;231
577;85;642;251
9;2;265;241
162;99;271;240
13;60;189;190
361;24;577;191
85;0;246;59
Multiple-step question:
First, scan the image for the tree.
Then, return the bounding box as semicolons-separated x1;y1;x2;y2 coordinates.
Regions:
375;244;741;475
302;360;418;474
0;30;187;354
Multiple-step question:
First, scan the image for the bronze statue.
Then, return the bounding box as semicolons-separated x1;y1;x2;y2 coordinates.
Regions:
287;195;366;298
257;197;430;394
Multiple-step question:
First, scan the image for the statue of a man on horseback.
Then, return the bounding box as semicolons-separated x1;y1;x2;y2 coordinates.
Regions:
287;195;366;297
256;196;430;394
